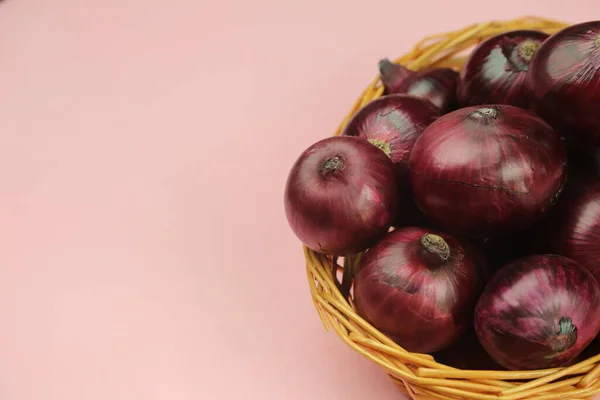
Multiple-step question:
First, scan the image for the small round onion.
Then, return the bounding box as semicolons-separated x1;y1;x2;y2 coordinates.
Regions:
408;104;567;237
284;136;398;256
458;30;548;109
343;94;440;180
379;59;459;113
353;227;485;353
528;21;600;146
475;254;600;370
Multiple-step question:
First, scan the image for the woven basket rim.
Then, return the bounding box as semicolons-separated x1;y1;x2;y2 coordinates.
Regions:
305;16;600;400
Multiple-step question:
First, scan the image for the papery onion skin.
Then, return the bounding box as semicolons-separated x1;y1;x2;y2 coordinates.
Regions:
379;59;459;113
284;136;398;256
343;94;439;227
353;227;485;353
474;254;600;370
528;21;600;145
458;30;549;108
546;181;600;282
408;104;567;237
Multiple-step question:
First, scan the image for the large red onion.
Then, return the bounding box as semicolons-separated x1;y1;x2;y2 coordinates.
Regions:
458;30;548;108
379;59;459;113
475;254;600;370
528;21;600;145
284;136;398;256
353;227;485;353
408;104;567;237
545;181;600;282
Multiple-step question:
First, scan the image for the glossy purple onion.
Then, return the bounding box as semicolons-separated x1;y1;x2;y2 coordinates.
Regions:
284;136;398;256
379;59;459;113
458;30;549;109
408;104;567;237
343;94;440;179
353;227;485;353
475;254;600;370
528;21;600;145
546;181;600;282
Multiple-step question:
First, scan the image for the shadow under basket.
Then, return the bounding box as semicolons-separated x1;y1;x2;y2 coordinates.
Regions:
304;17;600;400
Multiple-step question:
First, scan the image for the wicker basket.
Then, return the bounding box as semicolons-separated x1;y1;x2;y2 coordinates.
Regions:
304;16;600;400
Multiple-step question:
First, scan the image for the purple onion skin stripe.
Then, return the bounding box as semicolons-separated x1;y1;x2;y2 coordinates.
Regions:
475;254;600;370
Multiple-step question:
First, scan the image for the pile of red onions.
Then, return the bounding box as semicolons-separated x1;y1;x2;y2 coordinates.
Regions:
284;20;600;371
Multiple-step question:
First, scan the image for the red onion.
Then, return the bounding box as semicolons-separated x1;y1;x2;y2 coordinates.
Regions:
545;181;600;282
475;254;600;370
353;227;485;353
342;94;440;226
408;104;567;237
528;21;600;146
379;59;459;113
284;136;398;256
457;30;548;108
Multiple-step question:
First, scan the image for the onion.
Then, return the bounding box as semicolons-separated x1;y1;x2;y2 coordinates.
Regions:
379;59;459;113
408;104;567;237
284;136;398;256
342;94;440;226
457;30;548;108
528;21;600;146
353;227;485;353
545;181;600;282
475;254;600;370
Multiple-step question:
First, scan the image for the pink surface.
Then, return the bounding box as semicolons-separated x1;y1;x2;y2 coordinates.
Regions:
0;1;598;399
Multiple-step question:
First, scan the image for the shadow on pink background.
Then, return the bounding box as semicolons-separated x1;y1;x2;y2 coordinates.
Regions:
0;1;598;399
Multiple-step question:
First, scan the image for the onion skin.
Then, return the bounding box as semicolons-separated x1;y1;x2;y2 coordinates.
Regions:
343;94;439;227
408;104;567;237
475;254;600;370
353;227;485;353
379;59;459;113
546;182;600;282
458;30;548;108
528;21;600;146
284;136;398;256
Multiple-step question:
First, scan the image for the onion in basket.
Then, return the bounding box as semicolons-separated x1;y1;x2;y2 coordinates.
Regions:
408;104;567;237
457;30;548;108
378;59;459;113
528;21;600;146
284;136;398;256
353;227;485;353
474;254;600;370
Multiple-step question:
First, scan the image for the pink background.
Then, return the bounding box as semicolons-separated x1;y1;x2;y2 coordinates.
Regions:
0;1;598;399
